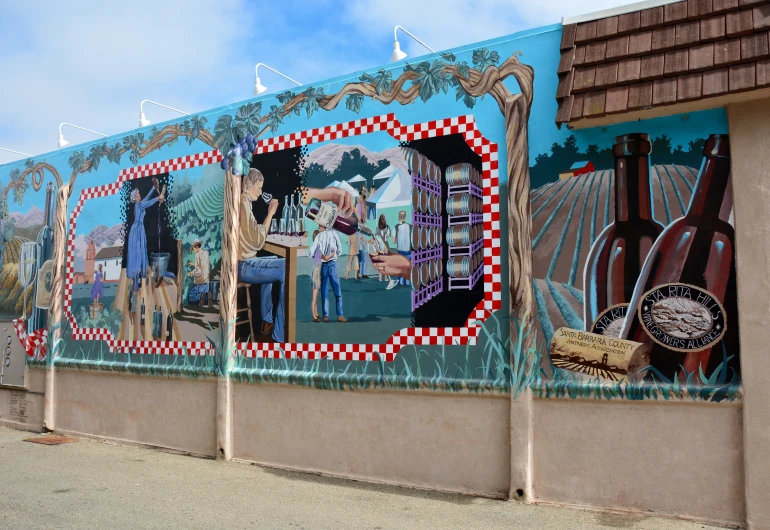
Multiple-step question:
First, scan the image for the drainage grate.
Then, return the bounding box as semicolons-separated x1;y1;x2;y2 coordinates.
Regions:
23;435;77;445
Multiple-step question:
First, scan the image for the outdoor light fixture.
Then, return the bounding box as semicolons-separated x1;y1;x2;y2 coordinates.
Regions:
0;146;33;158
390;25;435;62
58;123;108;149
254;63;302;95
139;100;189;128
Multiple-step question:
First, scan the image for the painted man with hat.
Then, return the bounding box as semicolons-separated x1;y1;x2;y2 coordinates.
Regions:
187;239;211;306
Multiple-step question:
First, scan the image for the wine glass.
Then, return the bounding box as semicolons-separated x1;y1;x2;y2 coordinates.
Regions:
261;192;273;203
18;242;37;320
296;218;306;239
279;218;286;241
287;219;296;243
269;219;278;240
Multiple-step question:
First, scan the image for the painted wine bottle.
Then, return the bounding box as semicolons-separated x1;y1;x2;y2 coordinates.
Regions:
583;133;664;337
29;182;56;333
620;134;738;382
305;198;372;237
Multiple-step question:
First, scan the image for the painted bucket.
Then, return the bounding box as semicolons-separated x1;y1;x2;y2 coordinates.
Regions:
150;252;170;279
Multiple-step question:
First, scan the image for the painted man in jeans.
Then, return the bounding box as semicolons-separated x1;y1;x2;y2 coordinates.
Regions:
308;225;347;322
238;169;285;342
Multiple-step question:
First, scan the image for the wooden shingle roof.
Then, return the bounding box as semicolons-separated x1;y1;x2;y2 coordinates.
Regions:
556;0;770;127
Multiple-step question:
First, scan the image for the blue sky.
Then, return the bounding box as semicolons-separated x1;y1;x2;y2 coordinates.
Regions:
0;0;640;163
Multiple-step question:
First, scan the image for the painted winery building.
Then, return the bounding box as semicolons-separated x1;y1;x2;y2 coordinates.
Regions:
2;0;770;528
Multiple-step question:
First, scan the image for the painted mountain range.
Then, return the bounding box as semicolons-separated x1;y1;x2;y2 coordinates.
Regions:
8;205;44;227
304;144;407;172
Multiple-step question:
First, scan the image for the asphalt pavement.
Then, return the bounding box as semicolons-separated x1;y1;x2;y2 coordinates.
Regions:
0;427;728;530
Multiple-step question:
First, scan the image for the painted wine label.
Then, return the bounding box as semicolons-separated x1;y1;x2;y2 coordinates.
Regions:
637;283;727;352
35;260;54;309
590;304;628;337
314;201;338;229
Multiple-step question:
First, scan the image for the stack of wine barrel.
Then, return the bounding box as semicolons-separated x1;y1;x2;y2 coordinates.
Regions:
445;163;483;291
404;148;444;311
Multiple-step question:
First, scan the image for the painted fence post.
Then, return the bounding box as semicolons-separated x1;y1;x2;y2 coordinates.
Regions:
216;167;240;459
44;183;70;431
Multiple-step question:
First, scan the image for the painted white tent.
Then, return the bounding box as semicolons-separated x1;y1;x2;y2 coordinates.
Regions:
367;166;411;208
347;174;367;184
326;180;359;197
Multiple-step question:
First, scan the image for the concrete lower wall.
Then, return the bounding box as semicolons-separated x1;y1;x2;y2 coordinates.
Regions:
231;383;512;498
54;370;218;457
531;398;745;526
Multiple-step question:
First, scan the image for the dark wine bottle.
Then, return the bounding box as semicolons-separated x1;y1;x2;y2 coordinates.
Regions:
29;182;56;333
305;198;372;237
620;134;738;382
583;133;664;336
166;311;173;341
140;299;146;328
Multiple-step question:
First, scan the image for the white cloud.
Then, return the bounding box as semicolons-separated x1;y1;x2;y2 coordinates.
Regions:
0;0;636;164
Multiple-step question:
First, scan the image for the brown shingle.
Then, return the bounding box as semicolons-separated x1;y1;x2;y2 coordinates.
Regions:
574;45;586;65
561;24;578;50
557;72;574;98
583;90;607;116
652;26;677;51
558;49;575;74
575;21;598;43
596;16;619;38
571;93;585;119
690;43;716;70
677;72;704;100
595;62;620;87
641;7;665;28
584;41;608;64
573;66;597;91
618;12;641;34
701;15;727;40
715;38;742;65
688;0;714;18
665;49;690;74
606;35;630;59
726;9;754;36
641;53;666;78
606;86;630;113
629;31;653;55
712;0;740;13
653;77;679;103
741;32;770;60
703;68;730;94
665;2;690;23
756;58;770;84
729;62;757;90
676;21;701;46
618;58;642;83
753;5;770;29
556;96;574;123
628;81;654;108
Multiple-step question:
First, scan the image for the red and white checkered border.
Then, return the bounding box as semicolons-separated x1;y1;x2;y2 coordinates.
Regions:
64;150;222;356
239;113;502;362
63;114;503;362
12;318;48;358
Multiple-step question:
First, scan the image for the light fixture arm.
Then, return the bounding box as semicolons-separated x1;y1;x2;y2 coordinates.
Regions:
140;100;189;117
254;63;302;86
393;25;435;53
0;146;32;157
58;122;108;138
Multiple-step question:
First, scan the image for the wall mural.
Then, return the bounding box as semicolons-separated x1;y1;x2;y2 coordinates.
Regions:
530;129;739;402
0;24;740;401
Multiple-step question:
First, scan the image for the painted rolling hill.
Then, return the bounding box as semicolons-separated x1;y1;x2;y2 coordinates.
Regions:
531;164;700;346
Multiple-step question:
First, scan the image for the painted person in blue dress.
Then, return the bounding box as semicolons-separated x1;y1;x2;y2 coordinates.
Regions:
126;178;165;292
